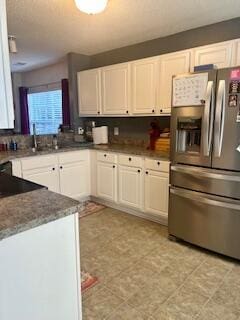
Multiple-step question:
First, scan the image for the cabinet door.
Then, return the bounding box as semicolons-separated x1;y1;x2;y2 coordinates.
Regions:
0;0;14;129
59;161;90;199
119;165;143;209
77;68;101;115
22;167;60;193
131;58;158;114
102;63;130;115
232;39;240;66
158;50;191;113
145;170;169;217
97;162;117;202
192;41;233;69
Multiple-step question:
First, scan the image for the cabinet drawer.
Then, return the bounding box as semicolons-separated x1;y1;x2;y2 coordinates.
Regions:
145;158;170;172
118;154;142;168
58;150;89;164
97;151;117;163
21;155;58;171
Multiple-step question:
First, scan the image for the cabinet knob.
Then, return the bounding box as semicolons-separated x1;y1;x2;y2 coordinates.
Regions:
157;161;160;165
129;157;132;161
126;110;129;114
137;169;141;173
60;166;63;169
146;171;149;175
152;109;155;113
160;109;163;113
52;167;55;171
97;111;100;114
104;154;107;157
113;165;116;169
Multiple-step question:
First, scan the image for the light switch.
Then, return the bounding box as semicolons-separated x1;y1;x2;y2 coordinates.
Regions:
114;127;119;136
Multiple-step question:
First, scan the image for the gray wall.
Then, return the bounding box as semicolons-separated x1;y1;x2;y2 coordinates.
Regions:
90;17;240;68
67;53;91;129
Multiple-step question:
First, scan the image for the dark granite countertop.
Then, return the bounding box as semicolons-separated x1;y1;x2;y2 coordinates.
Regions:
0;143;169;165
0;188;81;241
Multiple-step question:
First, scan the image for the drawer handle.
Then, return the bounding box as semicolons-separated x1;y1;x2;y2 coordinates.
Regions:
97;111;100;114
129;157;132;161
160;109;163;113
146;171;149;175
126;110;129;114
60;166;63;169
113;165;116;169
152;109;155;113
137;169;141;173
52;167;55;171
157;161;160;165
104;154;107;157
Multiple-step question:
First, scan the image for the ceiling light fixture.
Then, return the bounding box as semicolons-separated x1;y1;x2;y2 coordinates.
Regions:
8;35;17;53
74;0;108;14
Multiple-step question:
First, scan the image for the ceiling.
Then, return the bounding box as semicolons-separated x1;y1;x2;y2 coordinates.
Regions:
7;0;240;72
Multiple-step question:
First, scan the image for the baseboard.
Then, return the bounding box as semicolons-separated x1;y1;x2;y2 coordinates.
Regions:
90;196;168;226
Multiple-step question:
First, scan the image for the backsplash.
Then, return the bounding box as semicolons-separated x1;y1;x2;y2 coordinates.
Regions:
82;116;170;146
0;132;75;150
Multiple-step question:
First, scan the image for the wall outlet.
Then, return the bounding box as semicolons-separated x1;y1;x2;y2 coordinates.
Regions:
114;127;119;136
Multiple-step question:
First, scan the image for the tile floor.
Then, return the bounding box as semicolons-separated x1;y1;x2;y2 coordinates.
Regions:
79;207;240;320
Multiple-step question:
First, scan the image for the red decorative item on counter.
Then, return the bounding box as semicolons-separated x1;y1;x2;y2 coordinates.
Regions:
148;120;160;150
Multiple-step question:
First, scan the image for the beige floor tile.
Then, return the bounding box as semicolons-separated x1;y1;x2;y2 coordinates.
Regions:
105;263;156;300
211;281;240;313
154;286;208;320
107;302;151;320
83;286;124;320
182;257;232;297
196;300;240;320
127;274;178;315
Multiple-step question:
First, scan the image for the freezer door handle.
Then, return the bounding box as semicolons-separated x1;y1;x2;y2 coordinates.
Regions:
170;187;240;210
203;81;214;156
214;80;226;157
171;165;240;182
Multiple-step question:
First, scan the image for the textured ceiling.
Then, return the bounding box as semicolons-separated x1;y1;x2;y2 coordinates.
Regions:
6;0;240;72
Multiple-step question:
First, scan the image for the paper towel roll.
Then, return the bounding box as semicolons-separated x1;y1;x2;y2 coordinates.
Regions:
93;127;101;144
101;126;108;144
93;126;108;144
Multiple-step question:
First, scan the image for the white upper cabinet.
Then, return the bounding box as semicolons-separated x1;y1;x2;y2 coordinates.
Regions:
77;68;101;115
158;50;191;113
232;39;240;66
192;41;233;70
0;0;14;129
101;63;130;115
131;57;158;114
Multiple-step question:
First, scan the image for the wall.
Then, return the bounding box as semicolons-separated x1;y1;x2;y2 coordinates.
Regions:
21;59;68;87
67;53;91;129
90;17;240;67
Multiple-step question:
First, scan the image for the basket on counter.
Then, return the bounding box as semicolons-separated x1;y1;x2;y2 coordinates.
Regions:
155;137;170;152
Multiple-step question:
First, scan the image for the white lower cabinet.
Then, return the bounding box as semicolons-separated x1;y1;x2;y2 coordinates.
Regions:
23;166;60;193
144;170;169;217
119;165;143;210
19;150;90;200
59;161;89;199
97;161;117;202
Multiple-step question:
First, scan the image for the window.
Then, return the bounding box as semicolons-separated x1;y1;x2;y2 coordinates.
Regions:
28;90;62;135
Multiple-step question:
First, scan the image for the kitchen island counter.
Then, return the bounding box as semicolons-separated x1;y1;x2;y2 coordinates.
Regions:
0;188;81;241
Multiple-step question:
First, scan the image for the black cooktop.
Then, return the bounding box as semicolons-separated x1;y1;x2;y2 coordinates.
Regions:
0;173;45;198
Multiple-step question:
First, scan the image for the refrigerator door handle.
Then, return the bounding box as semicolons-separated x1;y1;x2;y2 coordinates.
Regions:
171;165;240;182
203;81;214;156
214;80;226;157
170;187;240;210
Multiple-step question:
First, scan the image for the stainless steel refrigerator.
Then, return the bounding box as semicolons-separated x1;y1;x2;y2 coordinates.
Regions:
169;67;240;260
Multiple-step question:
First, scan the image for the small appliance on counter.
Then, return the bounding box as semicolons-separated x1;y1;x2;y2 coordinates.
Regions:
92;126;108;145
